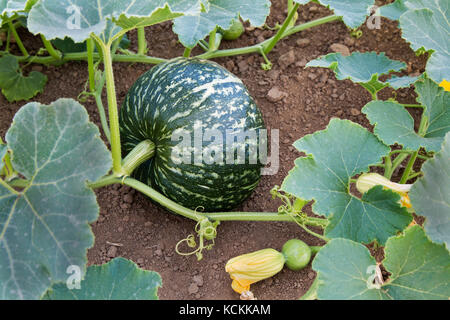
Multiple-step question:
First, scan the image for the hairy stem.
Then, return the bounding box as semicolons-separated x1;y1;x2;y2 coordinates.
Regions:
86;38;96;92
208;28;217;52
183;47;192;58
137;27;148;55
40;34;62;60
197;15;340;60
87;176;328;228
92;73;111;143
264;3;300;54
93;36;123;175
400;151;418;184
8;21;28;57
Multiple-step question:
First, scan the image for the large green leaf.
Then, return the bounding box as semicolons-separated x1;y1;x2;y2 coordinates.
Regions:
363;78;450;152
28;0;201;43
383;225;450;299
0;55;47;102
410;133;450;248
173;0;270;48
313;226;450;300
0;0;37;17
416;78;450;139
44;258;162;300
0;99;111;300
312;238;389;299
379;0;408;21
316;0;375;29
399;0;450;83
281;118;412;244
306;52;406;97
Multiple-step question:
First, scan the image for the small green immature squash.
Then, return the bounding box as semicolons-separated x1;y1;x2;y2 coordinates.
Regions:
120;58;265;211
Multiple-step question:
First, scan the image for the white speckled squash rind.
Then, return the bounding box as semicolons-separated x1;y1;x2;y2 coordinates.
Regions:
120;58;265;211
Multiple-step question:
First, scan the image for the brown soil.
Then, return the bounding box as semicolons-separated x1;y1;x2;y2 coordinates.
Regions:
0;0;427;300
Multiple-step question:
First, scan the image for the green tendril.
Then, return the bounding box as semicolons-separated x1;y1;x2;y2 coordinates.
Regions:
175;211;219;260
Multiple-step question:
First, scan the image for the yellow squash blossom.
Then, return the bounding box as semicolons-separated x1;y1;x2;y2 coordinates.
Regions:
440;79;450;92
225;248;285;294
356;173;412;208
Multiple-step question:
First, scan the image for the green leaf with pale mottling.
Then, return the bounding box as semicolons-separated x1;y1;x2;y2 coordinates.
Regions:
173;0;270;48
281;118;412;244
399;0;450;83
410;133;450;248
317;0;375;29
0;99;112;300
306;52;406;96
362;101;444;152
313;238;390;300
416;78;450;139
0;55;47;102
28;0;201;43
383;226;450;299
44;258;162;300
379;0;408;20
313;226;450;300
363;78;449;152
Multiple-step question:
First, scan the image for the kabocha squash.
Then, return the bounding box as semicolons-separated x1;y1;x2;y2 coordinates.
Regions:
119;58;265;211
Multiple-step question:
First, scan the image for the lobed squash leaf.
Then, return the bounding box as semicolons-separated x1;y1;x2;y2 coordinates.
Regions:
386;0;450;84
363;78;450;152
0;99;111;300
306;52;407;97
281;118;412;245
313;226;450;299
315;0;375;29
44;258;162;300
0;55;47;102
173;0;271;48
28;0;201;44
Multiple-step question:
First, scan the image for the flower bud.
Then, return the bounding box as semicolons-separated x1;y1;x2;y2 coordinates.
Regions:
225;248;285;294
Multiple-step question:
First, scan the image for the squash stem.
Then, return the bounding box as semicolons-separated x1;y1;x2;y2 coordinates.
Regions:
8;21;29;57
86;38;96;92
137;27;148;55
399;151;418;184
264;3;299;54
40;34;62;60
122;140;156;175
88;176;329;228
93;75;111;143
93;36;123;175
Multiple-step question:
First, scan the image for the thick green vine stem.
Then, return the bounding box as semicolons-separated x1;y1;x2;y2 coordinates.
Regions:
121;139;155;175
264;3;300;54
400;151;419;184
40;34;62;60
87;176;328;228
92;35;124;176
8;21;28;57
86;38;96;92
137;27;148;55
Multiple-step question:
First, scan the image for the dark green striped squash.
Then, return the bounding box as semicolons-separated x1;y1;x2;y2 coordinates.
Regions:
119;58;265;211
